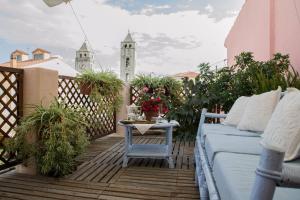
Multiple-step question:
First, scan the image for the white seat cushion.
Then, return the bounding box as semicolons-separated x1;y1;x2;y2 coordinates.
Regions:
223;96;249;126
237;87;281;132
262;88;300;161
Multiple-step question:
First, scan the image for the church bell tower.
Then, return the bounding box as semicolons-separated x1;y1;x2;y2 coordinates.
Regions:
120;31;136;82
75;41;94;72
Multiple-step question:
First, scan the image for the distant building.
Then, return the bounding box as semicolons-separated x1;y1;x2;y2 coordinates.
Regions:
32;48;51;60
11;50;29;62
173;71;199;81
120;31;136;82
0;48;78;77
75;41;95;72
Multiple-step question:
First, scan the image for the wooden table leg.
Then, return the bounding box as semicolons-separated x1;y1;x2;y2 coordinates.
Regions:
167;127;174;169
122;127;130;168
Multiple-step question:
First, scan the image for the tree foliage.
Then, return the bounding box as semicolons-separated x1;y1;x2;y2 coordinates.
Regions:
168;52;300;139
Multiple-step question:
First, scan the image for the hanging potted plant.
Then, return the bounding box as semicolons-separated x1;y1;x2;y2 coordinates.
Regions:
80;81;93;95
76;70;124;111
76;70;101;95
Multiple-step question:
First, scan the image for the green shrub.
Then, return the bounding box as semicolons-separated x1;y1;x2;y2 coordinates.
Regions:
5;100;89;177
168;52;300;139
167;63;218;139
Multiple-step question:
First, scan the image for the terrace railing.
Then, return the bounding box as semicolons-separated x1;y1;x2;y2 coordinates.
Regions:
58;76;116;139
0;66;23;170
129;86;140;105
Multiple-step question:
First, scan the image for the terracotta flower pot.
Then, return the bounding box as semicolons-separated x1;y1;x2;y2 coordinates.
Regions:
144;111;159;121
80;83;92;95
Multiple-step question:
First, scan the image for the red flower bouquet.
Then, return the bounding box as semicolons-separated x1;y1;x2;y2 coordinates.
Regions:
141;97;161;113
141;96;169;121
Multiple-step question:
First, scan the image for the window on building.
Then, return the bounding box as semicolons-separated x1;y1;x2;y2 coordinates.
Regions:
33;54;44;60
84;53;87;57
126;57;130;68
80;54;82;58
124;44;127;48
126;73;129;82
16;55;22;61
129;44;132;48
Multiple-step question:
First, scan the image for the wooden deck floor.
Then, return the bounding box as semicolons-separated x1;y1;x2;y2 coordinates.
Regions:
0;135;199;200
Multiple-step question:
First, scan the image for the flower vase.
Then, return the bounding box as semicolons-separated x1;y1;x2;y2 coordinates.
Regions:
144;111;159;121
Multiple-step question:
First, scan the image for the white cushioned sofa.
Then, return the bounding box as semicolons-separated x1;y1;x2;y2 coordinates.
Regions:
195;89;300;200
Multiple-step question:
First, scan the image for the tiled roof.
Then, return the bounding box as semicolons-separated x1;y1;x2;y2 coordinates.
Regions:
11;49;29;55
173;71;199;79
32;48;50;54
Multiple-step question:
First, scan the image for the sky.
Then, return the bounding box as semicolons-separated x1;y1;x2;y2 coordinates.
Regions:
0;0;244;75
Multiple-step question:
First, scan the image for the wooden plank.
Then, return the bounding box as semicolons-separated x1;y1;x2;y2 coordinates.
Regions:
0;173;109;189
75;162;103;181
0;184;98;200
103;184;173;199
92;163;116;182
83;163;110;182
0;190;54;200
0;135;199;200
108;167;124;184
101;164;122;183
98;194;141;200
0;177;103;195
176;139;184;169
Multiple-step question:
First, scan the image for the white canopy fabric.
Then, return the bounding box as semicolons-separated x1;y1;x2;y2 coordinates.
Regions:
43;0;71;7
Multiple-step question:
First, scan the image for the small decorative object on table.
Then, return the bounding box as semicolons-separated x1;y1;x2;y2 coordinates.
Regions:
126;104;141;121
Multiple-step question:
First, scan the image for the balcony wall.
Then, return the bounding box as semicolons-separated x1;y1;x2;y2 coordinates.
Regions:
225;0;300;71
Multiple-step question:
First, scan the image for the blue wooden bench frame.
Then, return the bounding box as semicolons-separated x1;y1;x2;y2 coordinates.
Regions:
194;108;300;200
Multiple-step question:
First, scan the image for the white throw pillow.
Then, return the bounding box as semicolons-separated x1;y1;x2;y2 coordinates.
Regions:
261;88;300;161
223;96;250;126
237;87;282;132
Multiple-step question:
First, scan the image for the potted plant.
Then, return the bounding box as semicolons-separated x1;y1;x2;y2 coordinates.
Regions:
5;100;89;177
131;75;183;118
76;70;124;111
139;86;169;121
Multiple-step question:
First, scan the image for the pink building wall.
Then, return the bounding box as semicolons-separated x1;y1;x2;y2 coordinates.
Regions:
225;0;300;71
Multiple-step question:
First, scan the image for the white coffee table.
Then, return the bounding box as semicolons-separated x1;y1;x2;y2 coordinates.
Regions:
119;122;177;168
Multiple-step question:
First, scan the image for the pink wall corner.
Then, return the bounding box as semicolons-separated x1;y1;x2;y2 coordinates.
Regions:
225;0;272;66
274;0;300;72
226;0;300;72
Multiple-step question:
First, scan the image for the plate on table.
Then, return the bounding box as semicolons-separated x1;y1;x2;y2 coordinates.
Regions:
134;120;155;124
120;120;135;124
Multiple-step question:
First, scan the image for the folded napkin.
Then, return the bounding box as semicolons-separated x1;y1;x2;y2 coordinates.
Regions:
133;123;155;135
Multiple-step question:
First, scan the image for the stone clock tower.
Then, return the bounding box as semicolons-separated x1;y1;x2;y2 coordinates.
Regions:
120;32;136;82
75;41;94;72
